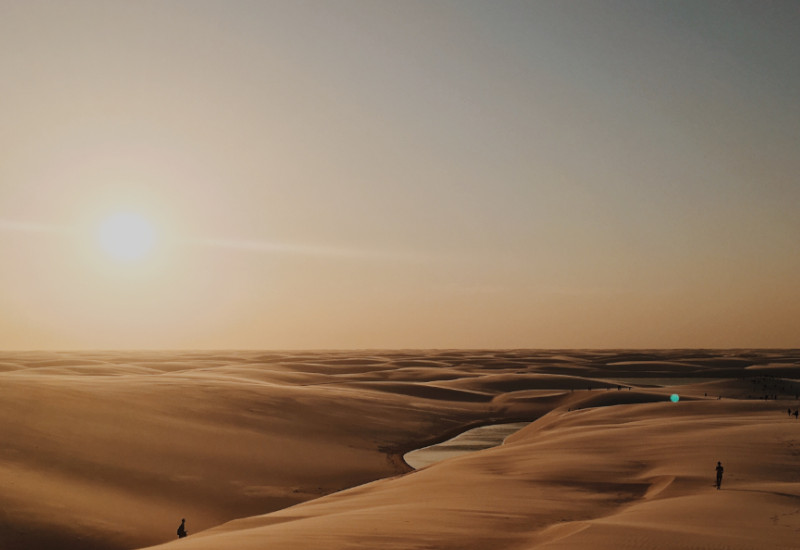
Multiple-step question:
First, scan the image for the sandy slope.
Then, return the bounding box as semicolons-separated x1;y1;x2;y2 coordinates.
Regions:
1;350;798;550
141;400;800;550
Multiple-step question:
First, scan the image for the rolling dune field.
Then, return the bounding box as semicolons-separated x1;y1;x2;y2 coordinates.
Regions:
1;350;798;550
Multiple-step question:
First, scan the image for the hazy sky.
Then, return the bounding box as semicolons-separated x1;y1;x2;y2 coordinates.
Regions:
1;1;798;349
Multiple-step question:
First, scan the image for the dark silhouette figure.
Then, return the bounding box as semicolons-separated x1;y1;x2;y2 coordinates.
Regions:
715;462;724;490
177;518;187;539
794;410;799;420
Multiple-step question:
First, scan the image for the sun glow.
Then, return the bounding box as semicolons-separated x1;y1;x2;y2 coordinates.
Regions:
96;212;156;261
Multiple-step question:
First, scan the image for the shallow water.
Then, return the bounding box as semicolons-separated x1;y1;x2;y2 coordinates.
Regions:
404;422;529;469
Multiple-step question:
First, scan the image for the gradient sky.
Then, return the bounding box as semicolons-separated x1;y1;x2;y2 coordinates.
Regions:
1;1;798;350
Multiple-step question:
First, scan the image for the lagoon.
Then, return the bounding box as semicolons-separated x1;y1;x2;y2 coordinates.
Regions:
404;422;529;469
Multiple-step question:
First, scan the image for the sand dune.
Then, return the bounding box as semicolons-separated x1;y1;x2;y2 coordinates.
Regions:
1;350;798;550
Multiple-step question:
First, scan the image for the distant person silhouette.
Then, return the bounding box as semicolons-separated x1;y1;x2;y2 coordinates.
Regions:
715;462;724;490
177;518;187;539
794;410;799;420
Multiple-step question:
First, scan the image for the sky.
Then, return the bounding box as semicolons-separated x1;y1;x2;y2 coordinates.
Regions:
1;0;798;350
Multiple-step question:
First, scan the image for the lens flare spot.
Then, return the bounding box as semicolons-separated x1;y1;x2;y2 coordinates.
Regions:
670;393;680;403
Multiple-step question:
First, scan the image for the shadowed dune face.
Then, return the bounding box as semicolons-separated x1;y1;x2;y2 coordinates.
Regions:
0;350;798;550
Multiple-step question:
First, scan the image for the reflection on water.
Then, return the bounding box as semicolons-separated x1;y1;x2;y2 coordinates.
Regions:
404;422;529;470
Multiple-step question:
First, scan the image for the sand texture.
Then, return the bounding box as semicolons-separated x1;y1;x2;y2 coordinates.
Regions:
1;350;799;550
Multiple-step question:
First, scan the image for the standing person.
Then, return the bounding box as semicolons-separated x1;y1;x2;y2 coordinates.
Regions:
177;518;188;539
715;462;724;490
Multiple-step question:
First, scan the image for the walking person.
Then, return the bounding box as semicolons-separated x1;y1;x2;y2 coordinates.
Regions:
177;518;188;539
715;461;724;490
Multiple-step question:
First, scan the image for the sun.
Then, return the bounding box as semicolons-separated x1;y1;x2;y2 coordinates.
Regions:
96;212;156;261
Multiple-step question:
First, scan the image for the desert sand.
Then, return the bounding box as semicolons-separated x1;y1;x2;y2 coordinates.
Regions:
1;350;799;550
